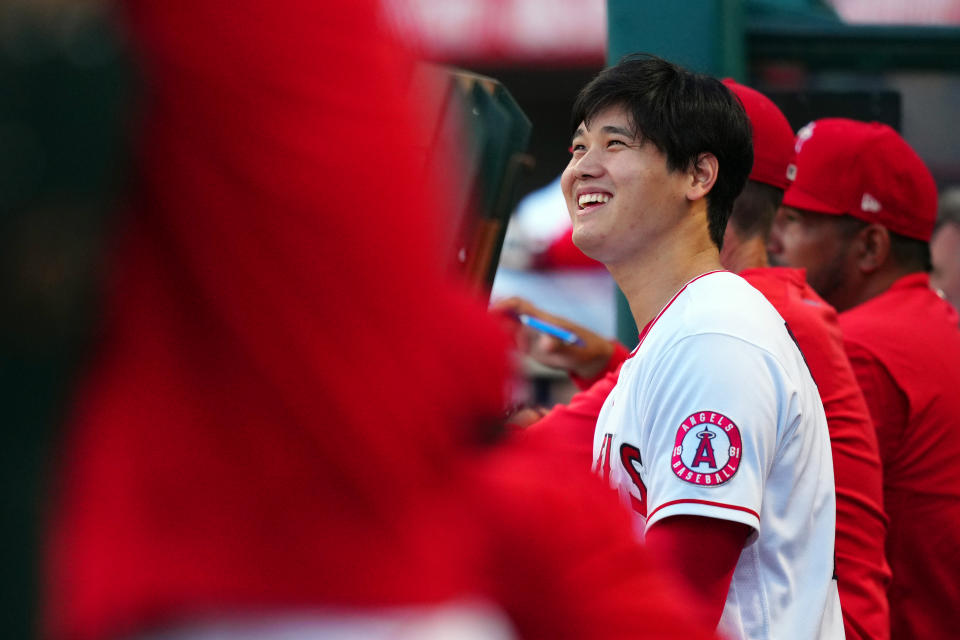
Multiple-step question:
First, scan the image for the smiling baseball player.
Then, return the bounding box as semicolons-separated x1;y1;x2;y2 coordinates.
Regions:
562;55;844;639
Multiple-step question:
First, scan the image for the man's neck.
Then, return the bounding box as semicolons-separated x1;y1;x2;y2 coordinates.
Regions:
608;237;724;333
836;265;921;313
719;233;769;274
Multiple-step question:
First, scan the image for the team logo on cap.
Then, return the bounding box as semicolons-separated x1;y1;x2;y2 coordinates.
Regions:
671;411;742;486
861;193;882;212
795;122;816;153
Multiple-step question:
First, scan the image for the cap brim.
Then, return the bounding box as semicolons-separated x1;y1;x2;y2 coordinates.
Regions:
781;185;847;216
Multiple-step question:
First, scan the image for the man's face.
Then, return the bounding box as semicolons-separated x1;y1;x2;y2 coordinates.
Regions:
560;105;689;266
931;222;960;315
768;206;859;310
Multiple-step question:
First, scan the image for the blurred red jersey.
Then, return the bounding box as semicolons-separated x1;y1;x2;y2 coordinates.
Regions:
44;1;717;640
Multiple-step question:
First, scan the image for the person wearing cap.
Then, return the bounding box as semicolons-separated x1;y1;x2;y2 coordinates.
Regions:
501;81;889;640
768;118;960;640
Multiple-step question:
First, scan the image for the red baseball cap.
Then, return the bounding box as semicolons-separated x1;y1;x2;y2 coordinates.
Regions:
723;79;795;190
782;118;938;241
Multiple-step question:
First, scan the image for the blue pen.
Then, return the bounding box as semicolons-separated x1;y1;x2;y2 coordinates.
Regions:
518;313;585;346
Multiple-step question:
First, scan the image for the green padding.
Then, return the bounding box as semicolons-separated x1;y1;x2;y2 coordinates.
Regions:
447;70;532;292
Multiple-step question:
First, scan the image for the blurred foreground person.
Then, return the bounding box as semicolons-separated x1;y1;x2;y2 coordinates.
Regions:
770;118;960;640
501;80;886;639
43;1;718;639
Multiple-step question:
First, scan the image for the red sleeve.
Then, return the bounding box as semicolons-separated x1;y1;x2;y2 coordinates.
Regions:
808;340;890;640
519;365;622;467
534;227;604;269
843;339;908;469
475;442;720;640
645;516;750;630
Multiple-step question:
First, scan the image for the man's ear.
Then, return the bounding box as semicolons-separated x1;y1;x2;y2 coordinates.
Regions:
855;223;891;274
687;153;718;202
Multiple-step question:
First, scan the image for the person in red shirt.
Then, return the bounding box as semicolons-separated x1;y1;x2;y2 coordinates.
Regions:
43;2;720;640
500;82;890;640
768;117;960;640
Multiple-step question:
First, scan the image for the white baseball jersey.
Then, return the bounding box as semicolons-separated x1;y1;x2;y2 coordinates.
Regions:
593;271;844;640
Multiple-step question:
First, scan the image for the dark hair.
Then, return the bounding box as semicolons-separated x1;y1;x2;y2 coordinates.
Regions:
570;53;753;248
729;180;784;242
838;216;932;272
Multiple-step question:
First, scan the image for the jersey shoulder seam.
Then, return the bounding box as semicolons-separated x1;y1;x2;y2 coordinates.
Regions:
647;330;797;385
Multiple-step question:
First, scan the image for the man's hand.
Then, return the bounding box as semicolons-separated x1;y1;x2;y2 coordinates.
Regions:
504;405;550;429
491;297;616;380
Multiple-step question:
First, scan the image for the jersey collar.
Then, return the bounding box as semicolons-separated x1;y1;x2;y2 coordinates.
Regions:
629;270;728;357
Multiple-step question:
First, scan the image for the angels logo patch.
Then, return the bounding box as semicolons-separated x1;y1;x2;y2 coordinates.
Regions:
671;411;742;486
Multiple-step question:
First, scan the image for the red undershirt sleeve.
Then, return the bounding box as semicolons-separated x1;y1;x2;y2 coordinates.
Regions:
645;515;751;630
519;367;621;466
